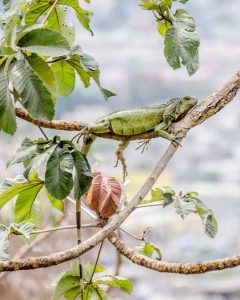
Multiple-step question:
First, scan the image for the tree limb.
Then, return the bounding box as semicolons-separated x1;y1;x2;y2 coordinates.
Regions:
1;70;239;273
108;232;240;274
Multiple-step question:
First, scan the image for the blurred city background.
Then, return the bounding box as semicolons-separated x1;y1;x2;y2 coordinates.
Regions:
0;0;240;299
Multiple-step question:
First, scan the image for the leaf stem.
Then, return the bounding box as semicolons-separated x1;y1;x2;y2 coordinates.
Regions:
42;0;60;24
86;240;104;299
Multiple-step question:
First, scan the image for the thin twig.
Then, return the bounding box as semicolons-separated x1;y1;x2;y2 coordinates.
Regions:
120;228;143;241
135;203;164;209
86;241;104;299
38;126;49;140
66;196;98;220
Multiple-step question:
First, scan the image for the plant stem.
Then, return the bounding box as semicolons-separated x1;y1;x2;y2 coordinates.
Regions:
76;197;84;300
86;241;104;299
42;0;60;24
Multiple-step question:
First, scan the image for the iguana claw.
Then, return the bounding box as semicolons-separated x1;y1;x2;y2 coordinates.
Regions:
136;139;152;153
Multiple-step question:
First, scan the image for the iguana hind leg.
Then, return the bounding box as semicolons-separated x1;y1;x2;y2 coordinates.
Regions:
114;141;129;181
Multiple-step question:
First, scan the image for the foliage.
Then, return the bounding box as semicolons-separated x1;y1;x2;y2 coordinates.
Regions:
52;261;133;300
140;0;199;75
142;187;218;238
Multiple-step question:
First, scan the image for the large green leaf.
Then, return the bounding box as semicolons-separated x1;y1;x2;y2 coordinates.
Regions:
46;6;75;45
72;150;92;200
45;147;74;199
0;181;44;209
164;9;199;75
26;54;56;94
7;137;37;167
15;181;44;223
0;226;9;261
51;60;75;96
17;28;71;56
10;57;55;120
3;14;21;47
0;63;17;135
25;2;51;26
58;0;93;34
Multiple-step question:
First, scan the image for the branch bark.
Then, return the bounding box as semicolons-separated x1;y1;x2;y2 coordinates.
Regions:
108;232;240;274
1;70;239;273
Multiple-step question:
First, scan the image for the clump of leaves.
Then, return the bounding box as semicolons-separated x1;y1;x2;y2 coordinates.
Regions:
141;187;218;238
52;261;133;300
140;0;199;75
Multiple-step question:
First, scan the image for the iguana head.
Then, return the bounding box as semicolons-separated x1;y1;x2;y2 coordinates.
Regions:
171;96;198;121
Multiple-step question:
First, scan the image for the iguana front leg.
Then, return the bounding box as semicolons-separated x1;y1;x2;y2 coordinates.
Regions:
81;134;97;156
154;123;182;146
114;141;129;181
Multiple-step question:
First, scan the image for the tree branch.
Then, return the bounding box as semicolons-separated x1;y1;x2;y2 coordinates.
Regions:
1;70;239;273
15;71;240;142
108;232;240;274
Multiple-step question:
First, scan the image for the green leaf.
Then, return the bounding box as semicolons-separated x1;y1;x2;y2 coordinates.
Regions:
15;181;44;223
45;147;74;199
0;181;43;209
53;276;80;300
9;221;35;239
84;262;106;281
46;189;64;212
204;212;218;238
3;14;21;47
174;196;196;219
157;20;171;37
3;0;19;14
72;150;92;200
136;241;162;260
10;57;55;120
0;226;9;261
164;9;199;75
90;69;116;101
46;6;75;45
64;287;80;300
173;0;189;3
0;63;17;135
92;284;108;300
27;144;56;178
0;175;27;194
66;56;90;88
26;54;56;94
51;60;75;96
0;46;15;56
25;2;51;26
17;28;71;56
58;0;93;34
94;275;133;294
7;137;37;168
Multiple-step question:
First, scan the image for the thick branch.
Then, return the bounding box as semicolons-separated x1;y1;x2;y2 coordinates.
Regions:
15;71;240;142
109;233;240;274
1;70;239;272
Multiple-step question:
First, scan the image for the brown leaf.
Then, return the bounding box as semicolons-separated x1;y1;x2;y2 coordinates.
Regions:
86;171;122;218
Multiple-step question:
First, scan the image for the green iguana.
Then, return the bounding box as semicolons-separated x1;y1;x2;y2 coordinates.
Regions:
81;96;197;180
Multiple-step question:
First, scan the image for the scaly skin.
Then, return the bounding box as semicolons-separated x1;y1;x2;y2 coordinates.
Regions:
81;96;198;180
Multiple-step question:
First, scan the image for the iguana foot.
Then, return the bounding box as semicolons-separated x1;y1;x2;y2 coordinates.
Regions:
114;141;129;181
136;139;152;153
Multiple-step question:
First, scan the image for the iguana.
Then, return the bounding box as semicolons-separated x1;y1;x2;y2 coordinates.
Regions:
80;96;197;180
